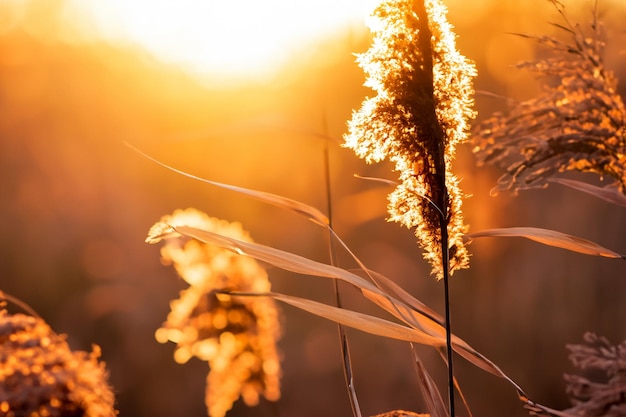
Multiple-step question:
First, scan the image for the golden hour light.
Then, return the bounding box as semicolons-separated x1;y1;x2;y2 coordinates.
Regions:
63;0;379;84
3;1;626;417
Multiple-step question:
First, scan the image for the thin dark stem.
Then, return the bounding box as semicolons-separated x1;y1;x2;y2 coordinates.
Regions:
440;221;455;417
0;291;41;319
322;119;362;417
411;0;456;411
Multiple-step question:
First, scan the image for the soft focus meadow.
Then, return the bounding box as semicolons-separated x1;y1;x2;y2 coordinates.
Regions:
1;1;625;416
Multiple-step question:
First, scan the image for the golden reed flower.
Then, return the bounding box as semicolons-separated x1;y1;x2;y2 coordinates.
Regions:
146;208;281;417
0;308;117;417
344;0;476;278
474;2;626;195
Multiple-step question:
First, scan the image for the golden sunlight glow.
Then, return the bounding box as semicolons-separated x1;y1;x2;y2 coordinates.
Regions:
64;0;378;83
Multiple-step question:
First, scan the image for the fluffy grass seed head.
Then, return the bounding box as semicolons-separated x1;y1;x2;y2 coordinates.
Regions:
563;333;626;417
474;1;626;195
0;308;117;417
147;208;281;417
344;0;476;278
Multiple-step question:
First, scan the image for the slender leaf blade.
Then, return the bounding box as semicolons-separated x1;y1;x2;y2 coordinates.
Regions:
411;347;449;417
467;227;625;259
362;287;508;378
166;225;515;379
127;142;329;226
267;293;445;346
171;226;383;292
549;178;626;208
362;269;442;324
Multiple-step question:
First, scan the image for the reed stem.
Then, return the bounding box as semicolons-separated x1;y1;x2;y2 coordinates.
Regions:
440;219;455;417
323;127;362;417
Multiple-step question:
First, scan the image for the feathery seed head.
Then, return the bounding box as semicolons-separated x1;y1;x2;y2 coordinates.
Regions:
563;333;626;417
474;2;626;195
0;309;117;417
345;0;476;278
147;208;281;417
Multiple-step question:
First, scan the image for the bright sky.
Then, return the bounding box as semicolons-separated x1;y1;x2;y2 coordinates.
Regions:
62;0;379;84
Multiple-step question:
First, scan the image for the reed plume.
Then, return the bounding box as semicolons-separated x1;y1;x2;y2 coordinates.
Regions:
0;308;117;417
146;208;281;417
344;0;476;279
474;0;626;195
563;333;626;417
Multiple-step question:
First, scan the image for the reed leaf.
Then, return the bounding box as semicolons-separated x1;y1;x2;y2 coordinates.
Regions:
164;225;518;383
267;292;444;346
127;142;329;226
360;269;442;324
549;178;626;208
467;227;625;259
411;347;449;417
361;286;512;380
168;226;381;293
171;225;448;341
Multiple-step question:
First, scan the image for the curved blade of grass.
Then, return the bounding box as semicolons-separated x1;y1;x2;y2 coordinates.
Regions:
433;348;474;417
549;178;626;208
227;291;445;346
360;268;442;325
274;293;445;345
522;396;579;417
127;143;407;293
169;225;451;344
467;227;625;259
126;142;329;226
353;174;397;186
0;291;42;319
360;287;513;380
167;225;518;382
168;225;383;292
322;125;362;417
411;345;449;417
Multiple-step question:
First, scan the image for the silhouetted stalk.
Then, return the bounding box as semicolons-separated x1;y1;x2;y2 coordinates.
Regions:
323;124;362;417
344;0;476;413
411;0;456;412
440;221;455;417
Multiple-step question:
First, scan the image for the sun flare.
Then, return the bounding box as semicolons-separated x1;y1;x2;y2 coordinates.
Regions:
65;0;378;84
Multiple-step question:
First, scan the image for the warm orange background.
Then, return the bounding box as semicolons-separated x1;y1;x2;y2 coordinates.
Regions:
1;1;625;416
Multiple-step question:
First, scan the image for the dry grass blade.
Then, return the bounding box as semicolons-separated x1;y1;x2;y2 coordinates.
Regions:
370;411;427;417
523;401;579;417
467;227;625;259
126;142;329;226
548;178;626;208
411;346;448;417
361;269;442;324
359;287;510;379
228;291;444;346
174;225;447;341
353;174;398;186
171;226;382;293
164;225;531;394
0;291;41;319
432;349;474;417
174;226;441;333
